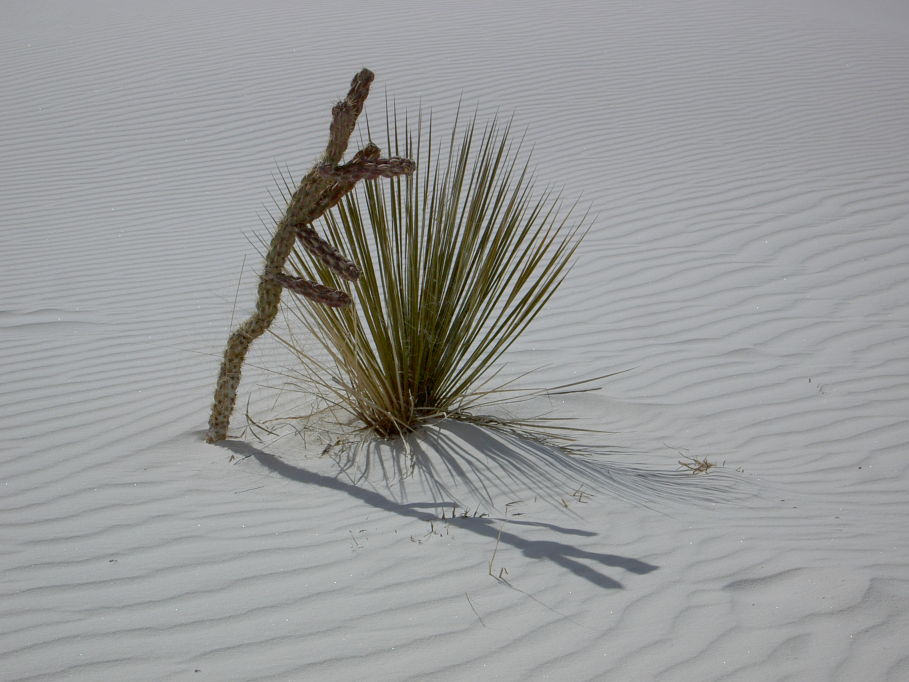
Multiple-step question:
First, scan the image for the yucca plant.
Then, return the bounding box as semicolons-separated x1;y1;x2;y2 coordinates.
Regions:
276;106;590;440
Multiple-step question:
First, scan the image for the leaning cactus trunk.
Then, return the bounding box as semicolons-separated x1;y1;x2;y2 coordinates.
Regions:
206;69;414;443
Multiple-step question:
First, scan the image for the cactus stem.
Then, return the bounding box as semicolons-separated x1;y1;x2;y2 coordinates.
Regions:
206;69;379;444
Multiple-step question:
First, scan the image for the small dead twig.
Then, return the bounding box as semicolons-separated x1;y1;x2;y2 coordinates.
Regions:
488;522;508;582
678;456;716;474
465;593;487;628
570;485;591;503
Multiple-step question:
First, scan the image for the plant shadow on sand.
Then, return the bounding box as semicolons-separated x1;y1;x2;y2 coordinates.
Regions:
220;420;746;590
327;419;742;511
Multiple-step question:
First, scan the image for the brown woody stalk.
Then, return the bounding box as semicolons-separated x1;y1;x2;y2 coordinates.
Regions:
206;69;413;443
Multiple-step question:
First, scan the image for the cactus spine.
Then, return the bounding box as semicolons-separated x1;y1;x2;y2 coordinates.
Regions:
206;69;414;443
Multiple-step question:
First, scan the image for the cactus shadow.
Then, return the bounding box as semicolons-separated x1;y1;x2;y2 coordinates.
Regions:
220;433;659;590
219;419;745;589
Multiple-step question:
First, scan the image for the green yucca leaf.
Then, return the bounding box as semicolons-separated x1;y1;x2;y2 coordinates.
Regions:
283;107;591;439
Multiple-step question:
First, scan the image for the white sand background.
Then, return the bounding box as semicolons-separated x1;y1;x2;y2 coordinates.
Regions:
3;0;909;679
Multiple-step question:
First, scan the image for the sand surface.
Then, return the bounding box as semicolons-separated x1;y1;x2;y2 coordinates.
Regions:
2;1;909;679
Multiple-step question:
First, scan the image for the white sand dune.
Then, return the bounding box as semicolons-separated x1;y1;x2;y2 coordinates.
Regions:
2;0;909;679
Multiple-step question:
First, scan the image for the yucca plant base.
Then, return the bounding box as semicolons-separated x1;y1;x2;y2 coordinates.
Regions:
276;110;588;442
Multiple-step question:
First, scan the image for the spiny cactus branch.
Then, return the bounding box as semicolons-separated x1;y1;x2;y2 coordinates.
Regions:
206;68;413;443
318;156;416;183
294;146;414;280
325;70;373;164
295;225;362;281
269;272;352;307
291;143;380;230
